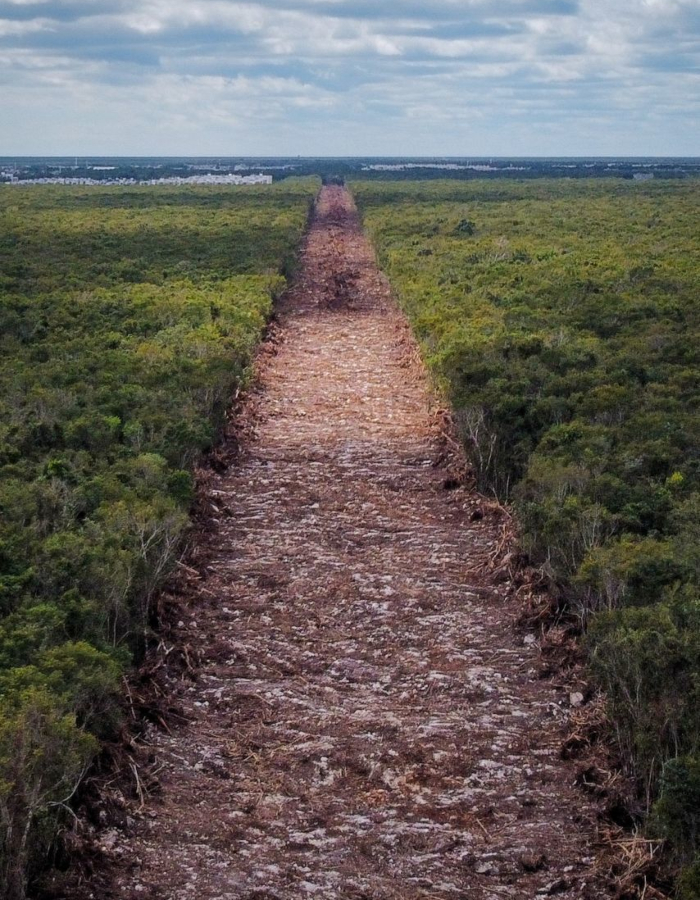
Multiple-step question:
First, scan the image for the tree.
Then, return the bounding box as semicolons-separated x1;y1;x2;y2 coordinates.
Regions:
0;688;97;900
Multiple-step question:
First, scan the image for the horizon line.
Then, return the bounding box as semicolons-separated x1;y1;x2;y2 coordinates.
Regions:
3;155;700;161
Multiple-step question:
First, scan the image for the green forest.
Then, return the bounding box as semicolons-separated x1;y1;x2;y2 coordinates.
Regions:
353;178;700;894
2;175;699;897
0;180;318;898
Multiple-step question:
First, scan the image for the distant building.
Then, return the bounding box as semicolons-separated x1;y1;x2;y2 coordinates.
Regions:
9;173;274;187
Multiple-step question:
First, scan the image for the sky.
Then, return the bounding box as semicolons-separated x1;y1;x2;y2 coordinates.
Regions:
1;0;699;156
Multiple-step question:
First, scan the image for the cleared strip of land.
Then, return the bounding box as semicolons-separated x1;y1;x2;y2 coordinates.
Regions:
75;186;607;899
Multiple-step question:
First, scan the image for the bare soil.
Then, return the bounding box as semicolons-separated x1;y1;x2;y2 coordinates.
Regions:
70;186;611;899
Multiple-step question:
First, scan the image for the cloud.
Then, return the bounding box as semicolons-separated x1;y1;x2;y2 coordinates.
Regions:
1;0;698;154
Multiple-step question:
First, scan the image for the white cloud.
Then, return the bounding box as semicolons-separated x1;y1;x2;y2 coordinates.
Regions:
0;15;46;34
0;0;698;153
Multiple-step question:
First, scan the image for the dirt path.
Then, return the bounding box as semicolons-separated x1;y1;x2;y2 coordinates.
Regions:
80;186;608;899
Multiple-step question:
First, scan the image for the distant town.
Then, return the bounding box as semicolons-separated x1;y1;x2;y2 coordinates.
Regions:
1;168;272;186
1;156;699;185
